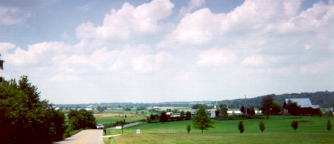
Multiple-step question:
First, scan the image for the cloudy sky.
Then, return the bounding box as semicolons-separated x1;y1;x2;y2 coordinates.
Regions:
0;0;333;104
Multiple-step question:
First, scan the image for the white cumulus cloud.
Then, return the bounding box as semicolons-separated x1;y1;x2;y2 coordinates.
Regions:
0;6;31;25
132;51;173;73
180;0;205;15
76;0;174;40
198;49;236;67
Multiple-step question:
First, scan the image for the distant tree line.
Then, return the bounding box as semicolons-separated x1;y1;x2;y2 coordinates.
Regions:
54;91;334;113
97;105;107;113
218;91;334;109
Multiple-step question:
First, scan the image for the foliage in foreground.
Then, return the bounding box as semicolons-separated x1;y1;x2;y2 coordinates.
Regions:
0;76;67;143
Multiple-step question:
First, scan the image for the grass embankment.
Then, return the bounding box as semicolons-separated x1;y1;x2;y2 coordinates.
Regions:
104;116;334;143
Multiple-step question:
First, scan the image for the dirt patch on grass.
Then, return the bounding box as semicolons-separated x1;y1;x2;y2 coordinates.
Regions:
94;113;142;117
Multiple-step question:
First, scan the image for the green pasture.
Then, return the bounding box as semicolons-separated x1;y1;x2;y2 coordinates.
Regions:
104;115;334;143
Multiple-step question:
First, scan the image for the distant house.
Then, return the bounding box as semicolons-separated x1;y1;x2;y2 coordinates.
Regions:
149;106;159;111
191;109;216;118
209;110;216;118
166;112;173;116
191;109;197;118
283;98;320;115
85;105;93;111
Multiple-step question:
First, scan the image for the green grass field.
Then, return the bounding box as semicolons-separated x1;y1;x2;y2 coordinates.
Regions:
104;133;333;144
104;115;334;144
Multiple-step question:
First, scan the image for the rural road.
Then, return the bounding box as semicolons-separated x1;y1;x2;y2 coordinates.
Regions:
108;122;143;130
54;129;103;144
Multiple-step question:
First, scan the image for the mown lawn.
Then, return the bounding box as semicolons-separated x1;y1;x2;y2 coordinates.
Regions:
105;133;334;144
105;133;333;144
104;115;334;143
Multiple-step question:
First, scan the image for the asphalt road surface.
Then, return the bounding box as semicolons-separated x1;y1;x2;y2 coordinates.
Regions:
54;129;103;144
108;122;143;130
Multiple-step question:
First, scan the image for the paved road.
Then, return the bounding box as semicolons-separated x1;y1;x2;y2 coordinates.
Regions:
54;129;103;144
108;122;143;130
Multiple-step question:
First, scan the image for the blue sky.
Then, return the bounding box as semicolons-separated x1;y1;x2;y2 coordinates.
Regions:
1;0;333;104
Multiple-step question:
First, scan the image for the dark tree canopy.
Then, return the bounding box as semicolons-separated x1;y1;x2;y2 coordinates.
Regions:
0;54;4;70
219;103;228;119
180;110;185;119
0;76;67;143
286;100;299;116
0;59;4;70
185;111;191;120
327;120;332;132
192;106;214;133
192;104;204;109
160;110;168;123
259;121;265;133
260;95;274;119
67;109;96;130
240;106;256;115
291;120;299;131
238;121;245;133
186;124;191;133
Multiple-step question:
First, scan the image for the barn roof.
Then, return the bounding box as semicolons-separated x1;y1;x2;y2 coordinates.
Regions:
284;98;319;109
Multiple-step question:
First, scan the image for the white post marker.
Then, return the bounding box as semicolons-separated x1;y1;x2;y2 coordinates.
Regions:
136;129;140;134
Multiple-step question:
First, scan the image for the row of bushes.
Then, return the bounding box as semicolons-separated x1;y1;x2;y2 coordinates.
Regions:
236;120;333;133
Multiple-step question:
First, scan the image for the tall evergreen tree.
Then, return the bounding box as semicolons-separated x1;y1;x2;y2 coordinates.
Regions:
259;121;265;133
327;120;332;132
186;124;191;133
291;121;299;132
192;106;214;133
238;121;245;133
